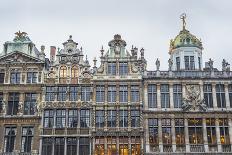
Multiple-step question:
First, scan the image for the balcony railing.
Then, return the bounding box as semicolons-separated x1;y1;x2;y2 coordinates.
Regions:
145;71;232;79
222;144;231;152
190;144;205;152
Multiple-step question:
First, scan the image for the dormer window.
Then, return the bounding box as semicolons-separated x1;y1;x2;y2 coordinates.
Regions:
68;49;72;53
108;63;116;75
119;62;128;75
184;56;195;70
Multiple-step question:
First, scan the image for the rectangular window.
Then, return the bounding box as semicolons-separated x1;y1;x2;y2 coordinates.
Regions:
204;84;213;108
45;87;56;101
184;56;195;70
70;86;78;101
42;137;53;155
7;93;19;115
173;84;182;108
27;72;37;83
0;92;3;110
108;63;116;75
44;110;54;128
229;84;232;108
119;110;128;127
206;118;216;145
24;93;37;115
161;84;170;108
198;57;201;70
131;86;139;103
219;118;230;144
0;72;5;83
148;119;159;146
79;138;90;155
80;109;90;127
131;110;140;127
96;86;105;103
176;57;180;71
148;85;157;108
188;118;203;144
119;85;128;103
54;138;65;155
56;109;66;128
119;62;128;75
95;110;105;128
108;86;116;103
175;119;185;145
162;119;172;144
81;86;91;102
216;84;226;108
68;109;78;128
67;137;77;155
107;110;116;127
57;86;67;101
4;127;16;152
10;72;20;84
21;127;33;153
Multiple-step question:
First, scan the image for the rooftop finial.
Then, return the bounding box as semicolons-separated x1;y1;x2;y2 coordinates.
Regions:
69;35;72;40
180;13;187;30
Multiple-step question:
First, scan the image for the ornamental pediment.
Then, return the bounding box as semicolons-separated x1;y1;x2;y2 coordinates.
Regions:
0;51;44;64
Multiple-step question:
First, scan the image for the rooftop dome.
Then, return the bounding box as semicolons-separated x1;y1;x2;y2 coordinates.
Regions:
169;14;203;54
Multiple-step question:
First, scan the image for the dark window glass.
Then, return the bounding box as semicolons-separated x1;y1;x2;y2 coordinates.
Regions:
67;137;77;155
27;72;37;83
4;127;16;152
188;118;203;144
45;87;55;101
216;84;226;108
107;110;116;127
24;93;37;115
10;72;20;84
119;86;128;103
0;73;5;83
21;127;33;152
148;119;159;145
161;84;170;108
42;137;53;155
96;86;105;103
81;86;91;102
204;84;213;108
70;86;78;101
56;109;66;128
184;56;195;70
175;119;185;145
68;109;78;128
173;84;182;108
119;62;128;75
80;109;90;127
44;110;54;128
54;138;65;155
176;57;180;71
206;118;216;144
95;110;105;128
148;85;157;108
7;93;19;115
79;138;90;155
108;63;116;75
57;87;67;101
0;92;3;110
131;86;139;103
131;110;140;127
119;110;128;127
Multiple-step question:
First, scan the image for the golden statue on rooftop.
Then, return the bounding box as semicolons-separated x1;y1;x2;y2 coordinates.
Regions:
15;30;27;38
180;13;187;30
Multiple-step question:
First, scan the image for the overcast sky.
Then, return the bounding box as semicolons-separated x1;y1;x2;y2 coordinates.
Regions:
0;0;232;70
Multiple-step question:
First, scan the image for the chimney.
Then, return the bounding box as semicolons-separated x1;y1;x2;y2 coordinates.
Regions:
50;46;56;62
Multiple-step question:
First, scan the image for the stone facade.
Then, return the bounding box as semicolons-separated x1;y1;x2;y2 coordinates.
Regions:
0;16;232;155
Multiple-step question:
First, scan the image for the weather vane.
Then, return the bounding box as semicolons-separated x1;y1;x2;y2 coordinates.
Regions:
180;13;187;30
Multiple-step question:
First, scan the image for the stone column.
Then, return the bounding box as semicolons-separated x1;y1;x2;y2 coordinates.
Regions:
144;83;148;109
225;84;230;109
171;118;176;152
64;138;67;155
202;118;209;152
0;125;4;151
184;118;190;152
215;118;222;152
158;118;163;152
104;84;108;105
169;84;174;109
15;125;22;152
145;119;150;153
212;83;217;109
128;84;131;104
228;118;232;151
199;82;204;101
157;84;161;110
104;137;107;155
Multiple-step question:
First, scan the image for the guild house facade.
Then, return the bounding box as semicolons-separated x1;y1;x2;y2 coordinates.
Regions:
0;15;232;155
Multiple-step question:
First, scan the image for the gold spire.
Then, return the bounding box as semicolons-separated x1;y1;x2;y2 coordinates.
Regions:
180;13;187;30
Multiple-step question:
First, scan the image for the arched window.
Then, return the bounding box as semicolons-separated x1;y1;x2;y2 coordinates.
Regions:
71;66;78;78
60;66;67;78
